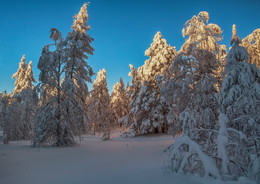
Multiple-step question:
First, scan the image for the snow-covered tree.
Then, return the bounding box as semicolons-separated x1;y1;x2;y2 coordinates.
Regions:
122;32;176;136
110;77;129;126
34;3;94;147
119;64;141;133
242;28;260;69
20;60;38;140
62;2;94;142
139;32;176;84
12;55;28;94
5;55;38;142
165;23;260;182
218;25;260;181
7;89;38;141
87;69;112;140
162;11;223;135
24;61;37;90
165;12;224;178
34;27;67;147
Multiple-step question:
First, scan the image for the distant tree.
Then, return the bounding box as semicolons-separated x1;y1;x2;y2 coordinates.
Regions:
24;61;37;90
12;55;28;94
6;55;38;141
110;77;129;127
119;64;141;136
242;28;260;69
87;69;112;140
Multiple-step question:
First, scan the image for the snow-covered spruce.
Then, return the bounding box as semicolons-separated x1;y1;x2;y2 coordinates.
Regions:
110;77;129;127
119;64;141;137
219;25;260;181
62;2;94;143
34;3;94;147
161;11;225;136
121;32;176;136
165;11;224;178
12;55;28;94
3;55;38;142
86;69;113;140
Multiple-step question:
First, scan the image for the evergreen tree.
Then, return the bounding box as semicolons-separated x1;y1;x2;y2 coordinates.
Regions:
165;12;224;178
110;77;129;127
162;11;223;135
87;69;112;140
119;64;141;136
122;32;176;136
218;25;260;180
62;2;94;141
34;28;66;147
34;3;94;146
24;61;37;90
7;55;38;141
12;55;28;94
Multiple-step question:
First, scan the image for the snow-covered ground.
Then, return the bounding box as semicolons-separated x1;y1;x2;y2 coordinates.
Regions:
0;131;249;184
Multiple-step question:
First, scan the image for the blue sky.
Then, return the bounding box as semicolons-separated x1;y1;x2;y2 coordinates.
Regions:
0;0;259;93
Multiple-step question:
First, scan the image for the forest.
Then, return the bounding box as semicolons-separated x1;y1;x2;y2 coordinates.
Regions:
0;2;260;184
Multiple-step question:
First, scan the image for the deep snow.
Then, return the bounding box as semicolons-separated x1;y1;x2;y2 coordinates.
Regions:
0;131;252;184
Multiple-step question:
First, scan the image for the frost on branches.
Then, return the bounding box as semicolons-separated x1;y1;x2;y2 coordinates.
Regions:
219;25;260;181
87;69;112;140
34;3;94;147
121;32;176;137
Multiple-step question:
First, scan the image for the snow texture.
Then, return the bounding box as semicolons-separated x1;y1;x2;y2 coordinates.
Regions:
0;133;252;184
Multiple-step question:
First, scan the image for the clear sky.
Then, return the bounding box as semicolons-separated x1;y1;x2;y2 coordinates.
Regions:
0;0;260;93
